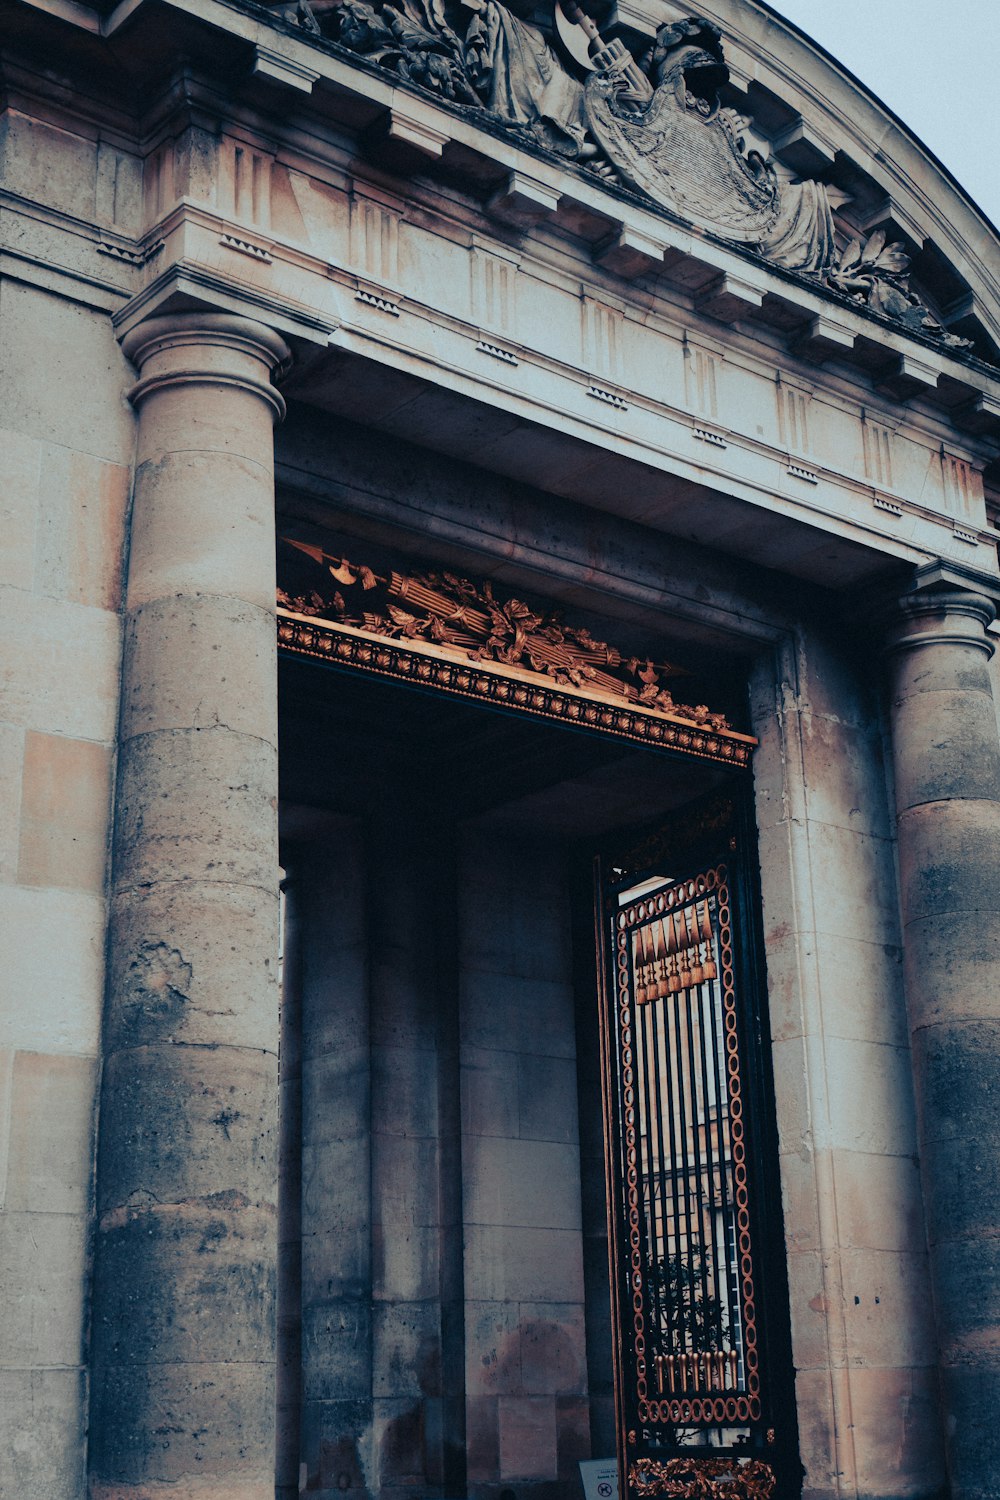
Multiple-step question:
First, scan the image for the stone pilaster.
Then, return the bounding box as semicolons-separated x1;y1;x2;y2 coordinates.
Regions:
88;312;290;1500
885;578;1000;1500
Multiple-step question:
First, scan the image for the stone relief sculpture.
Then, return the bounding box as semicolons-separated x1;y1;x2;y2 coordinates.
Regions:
299;0;970;347
464;0;593;158
580;16;835;269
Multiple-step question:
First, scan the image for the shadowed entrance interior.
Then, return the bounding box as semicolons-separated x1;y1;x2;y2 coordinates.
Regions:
276;648;787;1500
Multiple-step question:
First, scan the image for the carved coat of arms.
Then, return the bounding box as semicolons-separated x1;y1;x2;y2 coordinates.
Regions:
583;22;783;243
296;0;971;347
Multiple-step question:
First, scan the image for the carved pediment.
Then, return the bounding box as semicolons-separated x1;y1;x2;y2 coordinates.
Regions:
284;0;973;353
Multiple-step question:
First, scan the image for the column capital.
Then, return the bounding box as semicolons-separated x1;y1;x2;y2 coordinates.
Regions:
885;579;996;660
121;311;291;423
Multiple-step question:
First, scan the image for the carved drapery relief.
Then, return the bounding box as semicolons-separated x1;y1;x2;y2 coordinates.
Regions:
288;1;969;349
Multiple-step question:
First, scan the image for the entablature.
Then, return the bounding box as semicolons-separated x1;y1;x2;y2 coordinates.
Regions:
4;0;1000;594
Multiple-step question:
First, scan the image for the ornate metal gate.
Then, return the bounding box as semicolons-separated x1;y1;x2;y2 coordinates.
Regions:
595;800;797;1500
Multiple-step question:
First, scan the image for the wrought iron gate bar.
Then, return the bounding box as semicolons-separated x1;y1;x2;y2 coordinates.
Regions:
614;866;761;1431
598;799;796;1494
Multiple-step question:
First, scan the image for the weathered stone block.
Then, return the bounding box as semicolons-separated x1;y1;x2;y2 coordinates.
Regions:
0;1208;87;1365
769;1034;811;1155
498;1395;557;1480
0;427;41;591
0;885;104;1053
464;1225;585;1303
912;1018;1000;1144
518;1053;579;1144
519;1303;587;1396
301;1299;372;1401
106;882;279;1052
462;972;577;1059
785;1249;832;1372
892;640;995;702
796;629;875;729
301;1137;371;1241
372;1394;433;1485
299;1396;373;1499
807;821;900;946
17;730;112;892
373;1135;442;1228
555;1395;591;1479
464;1136;582;1230
372;1043;440;1141
300;944;368;1061
465;1393;499;1482
88;1359;277;1490
4;1050;98;1214
903;908;1000;1029
134;380;278;473
303;1046;371;1145
34;444;129;612
97;1042;278;1212
462;1045;519;1140
919;1130;1000;1248
0;589;121;742
92;1200;277;1365
112;727;278;891
372;1300;442;1398
892;687;1000;808
798;712;892;838
830;1148;926;1253
839;1246;939;1369
777;1146;823;1254
466;1300;522;1395
301;1225;371;1305
847;1364;947;1498
0;280;134;463
897;799;1000;920
823;1035;918;1156
372;1222;440;1303
813;929;907;1047
369;951;440;1049
930;1232;1000;1362
940;1366;1000;1500
0;1367;87;1500
126;448;276;613
0;723;23;884
121;594;279;742
792;1364;846;1500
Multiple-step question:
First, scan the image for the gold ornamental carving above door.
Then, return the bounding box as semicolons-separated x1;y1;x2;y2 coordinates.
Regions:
276;537;756;767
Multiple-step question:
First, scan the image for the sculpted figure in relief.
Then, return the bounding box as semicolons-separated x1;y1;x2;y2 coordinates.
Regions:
319;0;834;270
303;0;973;344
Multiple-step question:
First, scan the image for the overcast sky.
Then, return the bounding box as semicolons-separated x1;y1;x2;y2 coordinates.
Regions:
765;0;1000;229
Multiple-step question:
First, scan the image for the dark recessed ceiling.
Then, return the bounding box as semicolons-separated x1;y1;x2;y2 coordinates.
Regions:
279;653;737;839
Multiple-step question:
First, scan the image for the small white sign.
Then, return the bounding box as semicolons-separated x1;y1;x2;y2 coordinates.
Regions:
579;1458;619;1500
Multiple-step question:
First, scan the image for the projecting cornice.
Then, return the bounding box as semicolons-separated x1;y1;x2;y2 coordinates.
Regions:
8;0;1000;374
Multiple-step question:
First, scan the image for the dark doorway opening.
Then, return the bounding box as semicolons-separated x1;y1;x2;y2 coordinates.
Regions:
276;652;796;1500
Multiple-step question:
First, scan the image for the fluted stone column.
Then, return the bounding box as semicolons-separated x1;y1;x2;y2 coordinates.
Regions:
88;313;290;1500
886;578;1000;1500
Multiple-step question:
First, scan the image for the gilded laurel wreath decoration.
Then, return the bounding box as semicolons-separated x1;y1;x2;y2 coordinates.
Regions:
629;1456;776;1500
277;537;734;730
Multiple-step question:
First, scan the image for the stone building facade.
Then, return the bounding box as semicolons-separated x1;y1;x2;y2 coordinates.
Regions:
1;0;999;1498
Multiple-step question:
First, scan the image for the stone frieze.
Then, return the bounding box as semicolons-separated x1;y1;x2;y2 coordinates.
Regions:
284;0;970;350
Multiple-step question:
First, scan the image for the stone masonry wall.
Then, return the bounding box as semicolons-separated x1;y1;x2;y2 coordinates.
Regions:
459;827;591;1499
0;273;133;1496
752;621;946;1499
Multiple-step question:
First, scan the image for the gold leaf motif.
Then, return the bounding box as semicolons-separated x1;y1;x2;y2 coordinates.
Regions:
629;1456;776;1500
277;538;740;735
